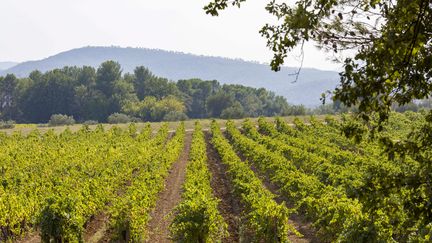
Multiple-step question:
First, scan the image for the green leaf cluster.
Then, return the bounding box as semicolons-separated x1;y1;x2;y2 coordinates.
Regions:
211;121;297;242
170;123;228;242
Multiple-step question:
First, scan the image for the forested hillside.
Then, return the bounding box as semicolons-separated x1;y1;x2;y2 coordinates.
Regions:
0;61;304;123
0;46;339;107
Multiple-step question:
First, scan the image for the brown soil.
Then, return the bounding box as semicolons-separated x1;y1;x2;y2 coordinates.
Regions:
16;231;41;243
205;132;242;243
83;213;110;243
145;132;192;243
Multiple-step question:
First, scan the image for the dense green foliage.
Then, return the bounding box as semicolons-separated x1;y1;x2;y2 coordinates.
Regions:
170;123;228;242
211;121;297;242
205;0;432;126
0;62;302;123
0;46;340;108
204;3;432;238
0;123;185;242
107;113;133;124
226;120;370;241
109;123;185;242
1;112;430;242
48;114;76;126
246;116;431;241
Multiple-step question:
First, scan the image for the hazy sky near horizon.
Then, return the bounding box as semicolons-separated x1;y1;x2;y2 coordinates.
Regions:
0;0;344;71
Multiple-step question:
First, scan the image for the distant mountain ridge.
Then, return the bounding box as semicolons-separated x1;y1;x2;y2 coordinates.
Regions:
0;62;19;71
0;46;340;107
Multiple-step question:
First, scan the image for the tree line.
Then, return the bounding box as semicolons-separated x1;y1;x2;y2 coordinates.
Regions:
0;61;306;123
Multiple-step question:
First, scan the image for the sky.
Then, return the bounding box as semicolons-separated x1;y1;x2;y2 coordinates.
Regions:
0;0;344;71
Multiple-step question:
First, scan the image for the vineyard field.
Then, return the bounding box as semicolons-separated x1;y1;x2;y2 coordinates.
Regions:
1;112;431;242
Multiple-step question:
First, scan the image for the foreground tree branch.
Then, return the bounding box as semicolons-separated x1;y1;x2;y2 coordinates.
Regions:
205;0;432;127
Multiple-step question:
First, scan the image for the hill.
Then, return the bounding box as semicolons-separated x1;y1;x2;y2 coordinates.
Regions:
0;47;339;107
0;62;19;71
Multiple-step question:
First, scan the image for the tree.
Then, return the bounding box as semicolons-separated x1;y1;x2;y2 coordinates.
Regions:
0;74;18;120
133;66;155;100
2;61;296;123
177;79;219;118
96;61;122;97
155;96;187;121
77;66;96;87
21;69;77;123
74;86;111;122
205;0;432;126
29;70;43;83
206;92;234;117
122;96;186;122
221;101;245;119
139;76;179;99
111;79;138;111
205;5;432;223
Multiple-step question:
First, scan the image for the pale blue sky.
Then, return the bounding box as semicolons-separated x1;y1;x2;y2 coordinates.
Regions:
0;0;344;70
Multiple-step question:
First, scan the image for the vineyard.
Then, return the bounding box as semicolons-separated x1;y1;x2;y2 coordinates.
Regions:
1;112;431;242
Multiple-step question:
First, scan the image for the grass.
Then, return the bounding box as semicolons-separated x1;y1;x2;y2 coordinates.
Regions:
0;115;331;135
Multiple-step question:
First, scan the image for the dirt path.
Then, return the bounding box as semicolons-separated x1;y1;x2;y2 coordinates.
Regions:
205;132;242;243
16;231;41;243
83;213;109;243
145;132;192;243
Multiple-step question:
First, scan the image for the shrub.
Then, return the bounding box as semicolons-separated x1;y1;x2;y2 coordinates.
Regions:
130;117;143;123
0;120;15;129
83;120;99;125
48;114;75;126
163;111;188;121
107;113;132;124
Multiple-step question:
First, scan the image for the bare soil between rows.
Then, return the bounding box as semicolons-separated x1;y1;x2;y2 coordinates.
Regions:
145;131;192;243
16;231;40;243
205;132;243;243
